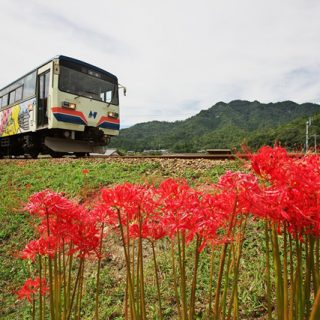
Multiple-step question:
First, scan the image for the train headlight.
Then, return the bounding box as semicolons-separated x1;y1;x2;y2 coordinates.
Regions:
107;111;119;118
63;130;71;138
62;101;76;110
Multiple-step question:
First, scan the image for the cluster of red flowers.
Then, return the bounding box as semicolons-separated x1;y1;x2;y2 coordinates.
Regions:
21;190;100;261
249;146;320;236
17;146;320;304
95;174;258;251
16;277;47;302
94;147;320;242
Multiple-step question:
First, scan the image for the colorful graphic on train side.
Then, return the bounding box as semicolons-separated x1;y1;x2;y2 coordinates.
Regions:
0;99;33;137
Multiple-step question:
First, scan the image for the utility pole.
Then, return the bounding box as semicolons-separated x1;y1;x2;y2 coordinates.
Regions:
306;117;312;153
314;134;317;153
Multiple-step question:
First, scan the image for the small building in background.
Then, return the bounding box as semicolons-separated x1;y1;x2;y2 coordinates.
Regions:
104;149;120;156
90;149;120;157
142;149;169;155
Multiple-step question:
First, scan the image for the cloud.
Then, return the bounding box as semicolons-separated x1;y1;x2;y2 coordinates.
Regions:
1;0;320;127
4;0;128;55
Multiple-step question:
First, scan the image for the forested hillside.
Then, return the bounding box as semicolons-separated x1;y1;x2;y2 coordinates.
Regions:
110;100;320;152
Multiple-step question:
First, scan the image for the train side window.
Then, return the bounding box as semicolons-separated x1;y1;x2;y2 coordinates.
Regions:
15;86;23;102
2;94;8;107
23;71;36;99
9;91;15;105
44;72;50;98
100;90;113;103
106;90;112;103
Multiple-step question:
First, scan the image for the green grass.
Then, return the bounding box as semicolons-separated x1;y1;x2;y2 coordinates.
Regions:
1;158;263;319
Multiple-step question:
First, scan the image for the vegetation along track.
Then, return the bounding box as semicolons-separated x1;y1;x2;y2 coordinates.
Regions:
0;151;304;161
0;153;237;161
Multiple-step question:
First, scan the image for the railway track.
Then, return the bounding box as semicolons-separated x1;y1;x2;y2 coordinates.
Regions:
94;153;237;160
0;152;304;161
93;152;304;160
0;153;238;161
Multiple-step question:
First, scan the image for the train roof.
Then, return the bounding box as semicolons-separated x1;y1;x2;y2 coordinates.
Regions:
0;55;118;93
56;55;118;81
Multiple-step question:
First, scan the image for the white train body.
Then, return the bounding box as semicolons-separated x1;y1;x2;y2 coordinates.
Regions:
0;56;120;157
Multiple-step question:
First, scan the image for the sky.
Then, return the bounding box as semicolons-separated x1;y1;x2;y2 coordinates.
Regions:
1;0;320;128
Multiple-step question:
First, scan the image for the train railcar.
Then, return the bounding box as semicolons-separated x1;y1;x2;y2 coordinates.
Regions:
0;55;122;158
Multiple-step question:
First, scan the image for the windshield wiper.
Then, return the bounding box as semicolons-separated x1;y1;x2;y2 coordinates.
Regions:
74;91;98;100
84;90;97;95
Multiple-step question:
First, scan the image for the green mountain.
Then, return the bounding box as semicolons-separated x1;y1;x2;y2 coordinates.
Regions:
247;112;320;150
110;100;320;152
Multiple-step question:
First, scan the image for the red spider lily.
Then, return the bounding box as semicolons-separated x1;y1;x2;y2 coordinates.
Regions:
82;168;89;175
250;146;292;180
68;214;100;258
142;220;167;241
16;277;48;302
20;237;58;261
25;190;69;217
157;178;203;241
25;190;101;258
194;192;234;251
129;218;167;241
100;183;159;227
101;183;142;224
251;183;320;237
91;203;118;226
190;172;260;250
217;171;260;214
249;147;320;236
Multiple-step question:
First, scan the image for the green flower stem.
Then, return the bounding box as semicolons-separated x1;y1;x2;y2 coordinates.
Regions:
171;239;182;320
136;238;141;318
207;246;216;319
138;212;146;320
309;236;318;295
305;236;312;319
38;255;43;320
288;233;294;320
295;235;304;320
177;232;188;320
54;254;60;319
131;239;136;319
309;286;320;320
32;292;35;320
227;215;248;320
264;222;272;320
151;241;163;320
213;199;237;320
45;209;55;320
271;223;284;320
189;235;201;320
66;246;74;315
117;208;136;320
62;240;67;319
220;244;233;319
214;241;229;320
67;258;84;320
283;224;289;320
43;258;47;320
76;259;85;320
95;223;105;320
316;239;320;289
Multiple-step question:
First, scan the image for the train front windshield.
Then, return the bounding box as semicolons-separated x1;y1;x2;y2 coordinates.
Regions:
58;63;119;105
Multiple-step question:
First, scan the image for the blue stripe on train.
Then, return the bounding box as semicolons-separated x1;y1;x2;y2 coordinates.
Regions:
53;113;87;125
98;122;120;130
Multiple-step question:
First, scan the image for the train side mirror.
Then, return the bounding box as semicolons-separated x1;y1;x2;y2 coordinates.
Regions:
119;84;127;96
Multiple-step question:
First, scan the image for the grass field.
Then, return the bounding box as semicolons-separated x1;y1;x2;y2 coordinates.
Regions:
1;158;250;319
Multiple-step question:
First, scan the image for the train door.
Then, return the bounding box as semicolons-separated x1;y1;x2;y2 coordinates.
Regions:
37;70;50;127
